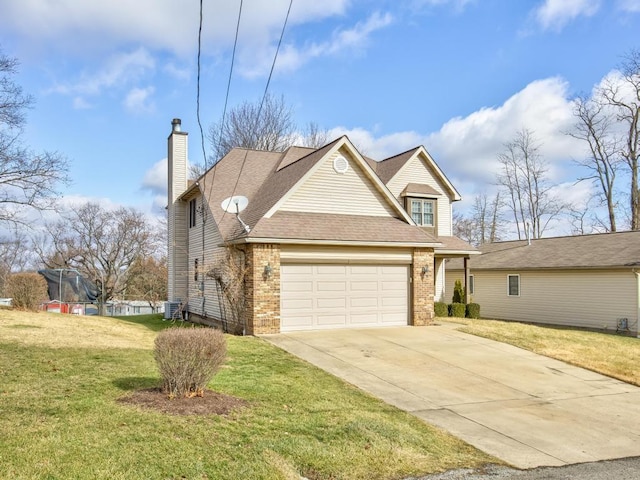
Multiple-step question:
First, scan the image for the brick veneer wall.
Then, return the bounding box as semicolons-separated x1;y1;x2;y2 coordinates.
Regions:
244;244;281;334
412;248;435;325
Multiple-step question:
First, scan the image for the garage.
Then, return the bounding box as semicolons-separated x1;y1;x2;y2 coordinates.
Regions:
280;264;409;332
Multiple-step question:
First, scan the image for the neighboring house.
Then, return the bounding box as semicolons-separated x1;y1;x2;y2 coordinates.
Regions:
167;118;476;334
106;300;165;316
446;232;640;336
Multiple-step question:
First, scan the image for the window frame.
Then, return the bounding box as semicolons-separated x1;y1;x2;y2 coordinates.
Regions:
409;198;435;227
507;274;520;297
189;198;197;228
468;274;475;295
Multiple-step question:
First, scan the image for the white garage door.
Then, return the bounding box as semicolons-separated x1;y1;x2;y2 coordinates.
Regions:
281;264;409;332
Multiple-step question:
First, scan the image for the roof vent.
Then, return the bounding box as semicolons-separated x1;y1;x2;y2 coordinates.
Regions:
333;155;349;174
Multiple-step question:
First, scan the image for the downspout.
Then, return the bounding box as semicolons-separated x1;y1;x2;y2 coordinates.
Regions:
634;270;640;338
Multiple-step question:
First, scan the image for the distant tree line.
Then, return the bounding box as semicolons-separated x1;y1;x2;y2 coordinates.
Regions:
455;48;640;244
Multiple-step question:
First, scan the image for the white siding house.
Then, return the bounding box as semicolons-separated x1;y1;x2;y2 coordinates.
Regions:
446;232;640;336
166;120;476;334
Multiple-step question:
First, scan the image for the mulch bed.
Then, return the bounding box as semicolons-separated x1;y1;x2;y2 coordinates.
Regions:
118;388;248;416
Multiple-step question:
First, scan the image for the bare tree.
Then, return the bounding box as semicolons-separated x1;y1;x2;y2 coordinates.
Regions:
299;121;330;149
452;210;478;246
126;256;168;311
599;49;640;230
0;48;69;226
496;129;566;239
208;93;295;164
452;192;503;247
0;229;34;295
570;95;621;232
473;192;503;244
34;202;158;312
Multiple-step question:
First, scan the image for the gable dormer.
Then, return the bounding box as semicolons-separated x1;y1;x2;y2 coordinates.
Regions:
380;147;460;237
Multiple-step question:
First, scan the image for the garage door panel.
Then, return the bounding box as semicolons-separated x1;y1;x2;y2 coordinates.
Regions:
317;265;346;275
317;297;346;308
350;281;378;291
382;297;406;307
350;297;378;308
281;264;409;332
282;281;313;293
317;314;347;326
382;312;406;323
282;298;314;310
350;313;377;324
317;281;347;291
284;315;314;329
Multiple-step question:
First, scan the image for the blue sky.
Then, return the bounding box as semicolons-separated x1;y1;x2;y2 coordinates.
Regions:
1;0;639;234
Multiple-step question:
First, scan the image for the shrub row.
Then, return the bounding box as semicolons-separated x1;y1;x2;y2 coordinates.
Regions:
434;301;481;319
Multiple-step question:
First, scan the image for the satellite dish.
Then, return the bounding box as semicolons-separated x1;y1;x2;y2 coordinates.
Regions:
221;195;249;213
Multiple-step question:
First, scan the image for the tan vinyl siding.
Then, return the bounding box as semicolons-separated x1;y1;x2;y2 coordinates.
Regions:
446;269;639;333
386;156;452;235
280;150;397;217
186;194;226;321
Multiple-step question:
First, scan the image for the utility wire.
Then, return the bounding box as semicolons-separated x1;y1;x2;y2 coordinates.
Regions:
203;0;243;205
196;0;208;174
220;0;294;231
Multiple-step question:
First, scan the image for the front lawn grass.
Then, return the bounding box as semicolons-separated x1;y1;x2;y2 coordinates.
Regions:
0;311;495;480
444;317;640;386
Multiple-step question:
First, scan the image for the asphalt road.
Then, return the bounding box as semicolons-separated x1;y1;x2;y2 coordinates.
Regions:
411;457;640;480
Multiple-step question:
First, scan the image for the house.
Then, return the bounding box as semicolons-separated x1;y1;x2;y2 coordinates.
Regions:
445;232;640;336
167;118;476;334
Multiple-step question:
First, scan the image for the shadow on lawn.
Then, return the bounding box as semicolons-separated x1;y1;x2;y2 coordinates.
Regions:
113;376;160;391
113;314;190;333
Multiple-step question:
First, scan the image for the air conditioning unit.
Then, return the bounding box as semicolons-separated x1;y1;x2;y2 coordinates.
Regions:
164;301;181;320
617;318;629;332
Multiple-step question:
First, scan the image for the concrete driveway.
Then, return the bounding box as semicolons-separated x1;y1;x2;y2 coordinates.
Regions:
264;323;640;469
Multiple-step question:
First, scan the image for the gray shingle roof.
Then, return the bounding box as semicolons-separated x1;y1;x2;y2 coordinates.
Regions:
374;148;420;184
447;231;640;270
247;212;441;245
193;137;475;252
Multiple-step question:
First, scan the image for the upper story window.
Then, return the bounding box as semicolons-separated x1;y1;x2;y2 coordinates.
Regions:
189;199;197;228
410;199;434;227
507;274;520;297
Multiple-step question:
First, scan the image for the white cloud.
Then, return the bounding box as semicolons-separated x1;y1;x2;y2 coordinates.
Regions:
426;77;585;185
163;62;192;81
411;0;476;11
327;127;423;159
239;12;394;78
51;48;155;97
618;0;640;12
142;158;167;196
534;0;601;31
0;0;350;58
72;97;92;110
325;77;586;201
123;86;156;114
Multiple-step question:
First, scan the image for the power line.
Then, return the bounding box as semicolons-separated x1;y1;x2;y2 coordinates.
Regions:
196;0;208;172
220;0;294;230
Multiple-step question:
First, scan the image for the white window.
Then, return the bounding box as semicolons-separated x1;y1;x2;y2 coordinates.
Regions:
468;274;474;295
410;199;435;226
507;274;520;296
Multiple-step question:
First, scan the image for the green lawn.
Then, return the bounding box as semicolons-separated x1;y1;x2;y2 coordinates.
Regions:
0;311;494;480
443;317;640;386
